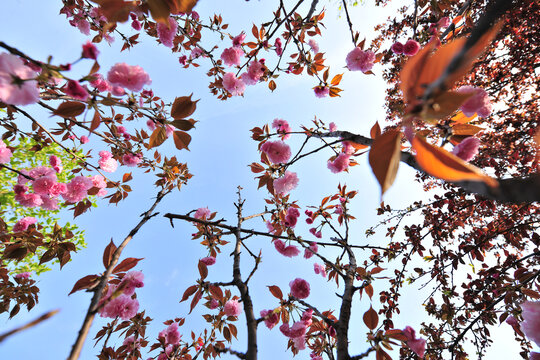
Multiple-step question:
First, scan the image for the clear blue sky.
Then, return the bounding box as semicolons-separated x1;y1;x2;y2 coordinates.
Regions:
0;1;521;359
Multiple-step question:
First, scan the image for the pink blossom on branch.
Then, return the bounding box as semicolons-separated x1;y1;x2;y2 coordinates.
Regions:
260;309;280;329
272;118;292;140
201;256;216;266
13;217;37;232
81;41;99;60
0;53;40;105
99;294;139;320
0;140;12;164
232;32;246;47
157;17;178;48
521;301;540;347
65;80;89;101
313;86;329;98
120;271;144;296
107;63;151;92
452;137;480;162
273;171;299;195
314;263;327;277
289;278;310;299
274;239;300;257
220;47;244;67
403;326;426;357
403;39;421;56
261;140;291;164
327;153;350;173
224;299;242;317
222;72;245;96
194;207;211;220
391;41;404;54
122;153;142;167
158;322;182;345
345;48;375;73
62;176;93;203
98;151;118;173
304;242;318;259
457;86;493;117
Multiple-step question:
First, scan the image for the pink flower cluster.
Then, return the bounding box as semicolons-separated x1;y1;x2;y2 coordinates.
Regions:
224;299;242;317
274;239;300;257
99;271;145;320
290;278;310;299
13;217;37;232
158;322;182;345
107;63;151;92
241;60;265;86
222;73;245;96
260;309;280;329
273;171;299;195
0;53;40;105
521;301;540;347
272;119;292;140
313;86;330;98
457;86;492;117
91;175;108;197
157;17;178;48
63;176;93;203
98;151;118;173
304;242;318;259
65;80;89;101
14;272;31;279
0;139;12;164
122;153;142;167
327;153;351;173
81;41;99;60
279;309;313;350
452;137;480;162
308;39;319;54
391;39;421;56
309;227;322;239
261;141;291;164
284;207;300;228
200;256;216;266
194;207;211;220
314;263;327;277
403;326;426;357
221;47;244;67
346;48;376;73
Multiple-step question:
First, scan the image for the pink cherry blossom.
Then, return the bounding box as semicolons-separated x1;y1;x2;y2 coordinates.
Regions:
222;72;245;96
100;294;139;320
123;336;141;350
157;17;178;48
274;38;283;56
224;299;242;317
232;32;246;47
81;41;99;60
308;39;319;53
29;166;55;179
342;141;355;155
32;175;58;196
63;175;93;203
241;60;265;85
49;155;62;173
304;242;318;259
521;301;540;347
131;19;142;31
280;321;307;338
159;322;181;345
0;140;12;164
98;151;118;173
437;17;451;28
452;137;480;162
65;80;89;101
457;86;493;117
13;217;37;232
221;47;244;67
391;41;404;54
201;256;216;266
111;86;125;96
194;207;211;220
403;39;421;56
290;278;310;299
209;299;220;309
329;122;337;132
120;271;144;296
15;192;43;208
314;86;330;98
107;63;151;92
0;53;40;105
261;140;291;164
274;239;300;257
40;195;59;210
14;272;31;279
273;171;299;195
191;47;204;58
122;153;142;167
260;309;280;329
346;48;375;73
293;335;306;350
314;263;327;277
403;326;426;357
328;153;350;173
272;118;292;139
90;74;111;93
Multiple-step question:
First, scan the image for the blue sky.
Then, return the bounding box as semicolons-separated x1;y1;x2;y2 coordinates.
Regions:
0;1;522;359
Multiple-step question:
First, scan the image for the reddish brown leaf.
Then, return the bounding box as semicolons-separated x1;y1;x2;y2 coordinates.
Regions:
53;101;86;118
268;285;283;299
169;119;196;131
171;95;198;119
113;257;143;273
451;110;477;124
172;131;191;150
370;121;381;139
365;283;374;300
69;274;100;295
249;163;265;173
90;110;101;132
363;306;379;330
122;172;133;182
421;90;474;122
268;80;276;92
189;290;201;313
412;135;498;187
148;127;168;149
385;329;408;342
91;0;135;23
198;260;208;280
451;123;483;136
331;73;343;86
209;285;223;300
376;348;392;360
102;239;117;269
368;129;402;195
180;285;198;302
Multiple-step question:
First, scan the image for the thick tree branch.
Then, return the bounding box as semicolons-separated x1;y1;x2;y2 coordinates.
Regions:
67;189;169;360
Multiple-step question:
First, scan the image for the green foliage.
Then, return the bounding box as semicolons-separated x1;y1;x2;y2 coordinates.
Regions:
0;137;88;275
